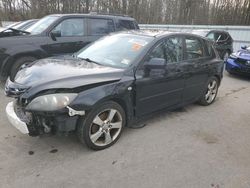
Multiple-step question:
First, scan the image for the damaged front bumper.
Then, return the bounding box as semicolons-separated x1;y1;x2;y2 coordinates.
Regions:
5;101;86;136
6;102;29;134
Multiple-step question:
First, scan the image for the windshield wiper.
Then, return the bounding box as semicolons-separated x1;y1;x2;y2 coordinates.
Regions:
79;57;102;65
6;28;30;34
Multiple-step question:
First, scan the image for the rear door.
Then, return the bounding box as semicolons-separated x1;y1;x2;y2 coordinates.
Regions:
135;36;185;116
46;18;88;56
182;36;211;103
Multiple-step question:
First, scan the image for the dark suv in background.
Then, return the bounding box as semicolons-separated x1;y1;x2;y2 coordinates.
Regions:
0;13;139;80
192;30;233;60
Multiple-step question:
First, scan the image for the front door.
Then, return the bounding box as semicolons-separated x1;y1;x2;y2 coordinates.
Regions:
135;36;185;117
44;18;89;56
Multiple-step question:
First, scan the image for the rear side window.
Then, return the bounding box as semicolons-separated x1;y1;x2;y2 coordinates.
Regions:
185;37;204;60
88;18;115;35
118;20;137;30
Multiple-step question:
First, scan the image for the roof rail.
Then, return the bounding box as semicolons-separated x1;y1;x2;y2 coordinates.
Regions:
89;11;129;17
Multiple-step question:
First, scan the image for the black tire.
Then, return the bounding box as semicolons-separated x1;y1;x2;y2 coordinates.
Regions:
198;76;219;106
10;56;37;80
77;101;126;150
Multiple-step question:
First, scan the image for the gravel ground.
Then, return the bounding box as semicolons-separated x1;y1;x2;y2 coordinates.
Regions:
0;72;250;188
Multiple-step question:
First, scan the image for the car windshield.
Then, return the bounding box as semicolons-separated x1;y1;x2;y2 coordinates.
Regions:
26;16;58;34
12;20;36;30
77;34;153;69
12;21;28;30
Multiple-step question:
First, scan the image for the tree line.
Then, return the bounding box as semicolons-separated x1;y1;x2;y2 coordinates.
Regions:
0;0;250;26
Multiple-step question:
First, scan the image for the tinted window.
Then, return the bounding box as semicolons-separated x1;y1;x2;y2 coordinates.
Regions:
52;18;84;37
207;32;215;40
119;20;136;30
185;37;204;59
88;19;114;35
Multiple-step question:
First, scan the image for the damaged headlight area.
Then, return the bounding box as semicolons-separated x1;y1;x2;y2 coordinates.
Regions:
26;93;78;111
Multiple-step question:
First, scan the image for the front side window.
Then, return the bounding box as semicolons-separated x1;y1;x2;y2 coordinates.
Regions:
27;16;59;35
185;37;204;60
146;37;183;63
88;19;115;35
164;37;183;63
207;32;215;41
52;18;84;37
149;43;165;59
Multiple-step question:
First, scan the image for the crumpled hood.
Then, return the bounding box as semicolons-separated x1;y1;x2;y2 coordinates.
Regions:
233;49;250;61
14;56;124;88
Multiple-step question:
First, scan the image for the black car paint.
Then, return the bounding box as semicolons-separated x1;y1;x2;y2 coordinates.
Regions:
0;14;139;79
5;32;224;135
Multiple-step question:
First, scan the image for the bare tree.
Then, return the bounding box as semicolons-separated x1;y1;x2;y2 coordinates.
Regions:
0;0;249;25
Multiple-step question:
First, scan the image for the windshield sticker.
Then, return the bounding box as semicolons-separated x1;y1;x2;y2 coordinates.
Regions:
132;43;143;51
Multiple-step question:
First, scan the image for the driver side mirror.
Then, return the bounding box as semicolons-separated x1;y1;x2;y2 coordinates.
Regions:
50;30;61;41
144;58;166;70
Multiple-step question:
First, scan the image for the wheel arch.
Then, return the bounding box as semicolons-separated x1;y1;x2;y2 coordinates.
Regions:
214;74;222;86
4;53;40;77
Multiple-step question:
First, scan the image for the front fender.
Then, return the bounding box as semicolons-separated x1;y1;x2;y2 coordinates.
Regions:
69;76;135;123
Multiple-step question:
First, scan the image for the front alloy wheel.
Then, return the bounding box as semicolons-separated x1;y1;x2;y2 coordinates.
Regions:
90;109;122;147
77;101;125;150
199;77;219;106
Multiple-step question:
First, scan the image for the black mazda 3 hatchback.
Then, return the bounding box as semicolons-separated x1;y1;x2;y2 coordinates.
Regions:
5;31;224;150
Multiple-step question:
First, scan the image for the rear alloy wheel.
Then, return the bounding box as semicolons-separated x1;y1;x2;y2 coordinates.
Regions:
199;77;219;106
77;101;125;150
